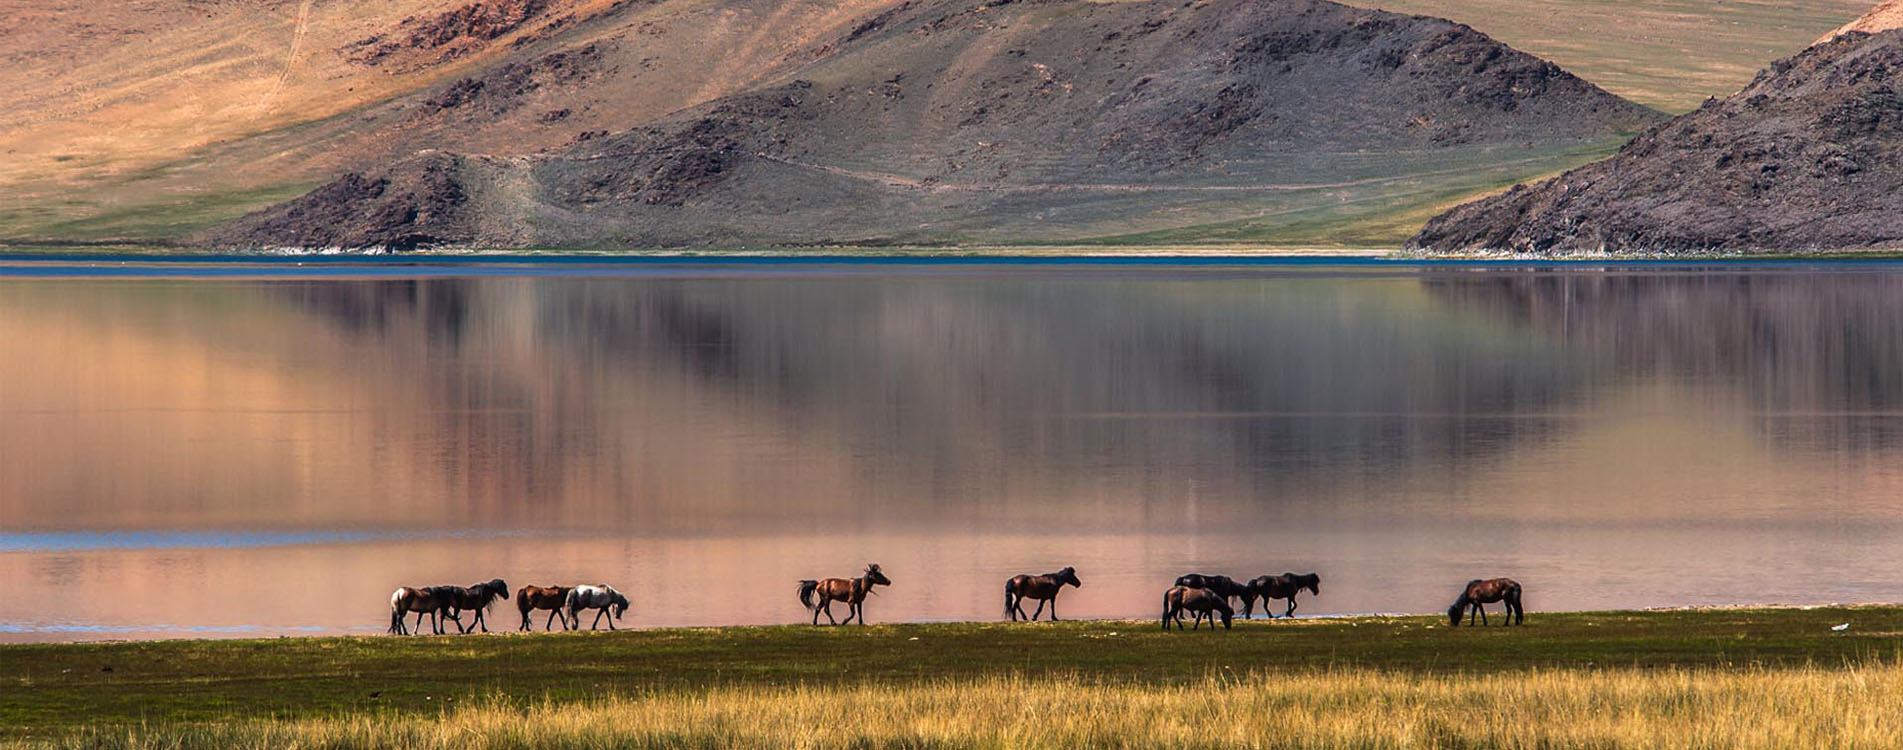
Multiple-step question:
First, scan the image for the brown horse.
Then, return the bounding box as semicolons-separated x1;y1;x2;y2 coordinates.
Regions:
797;564;891;625
1161;585;1234;630
1243;572;1321;619
388;586;457;635
1004;566;1082;621
1448;578;1524;626
515;585;571;631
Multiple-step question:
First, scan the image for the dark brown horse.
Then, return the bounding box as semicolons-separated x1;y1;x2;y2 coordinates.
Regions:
1243;572;1321;619
1448;578;1524;626
797;564;891;625
388;586;457;635
515;585;571;631
1174;573;1248;609
436;579;510;633
1004;566;1082;621
1161;585;1234;630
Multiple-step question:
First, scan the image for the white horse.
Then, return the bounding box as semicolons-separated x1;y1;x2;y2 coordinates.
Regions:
564;583;630;630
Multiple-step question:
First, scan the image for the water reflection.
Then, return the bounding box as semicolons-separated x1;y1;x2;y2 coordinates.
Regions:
3;264;1902;641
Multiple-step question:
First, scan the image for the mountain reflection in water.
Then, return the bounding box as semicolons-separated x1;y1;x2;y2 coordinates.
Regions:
3;264;1900;640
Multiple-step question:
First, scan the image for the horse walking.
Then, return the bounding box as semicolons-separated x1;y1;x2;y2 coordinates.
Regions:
436;579;510;633
515;585;571;631
1448;578;1524;626
797;563;891;625
1243;573;1321;619
1162;585;1234;630
388;586;457;635
1004;566;1082;622
565;584;630;630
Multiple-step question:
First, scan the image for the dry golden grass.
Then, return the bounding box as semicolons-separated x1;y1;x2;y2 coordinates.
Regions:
28;665;1903;749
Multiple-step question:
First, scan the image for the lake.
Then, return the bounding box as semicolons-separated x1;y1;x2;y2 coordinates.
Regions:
4;257;1901;641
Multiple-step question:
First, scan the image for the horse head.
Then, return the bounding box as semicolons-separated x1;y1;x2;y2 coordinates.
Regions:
1447;598;1469;627
1057;566;1082;588
1295;573;1320;596
1173;574;1203;588
484;579;510;607
864;564;891;587
611;591;629;620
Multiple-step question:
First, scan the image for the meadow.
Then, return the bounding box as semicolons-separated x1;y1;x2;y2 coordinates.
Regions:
5;607;1901;748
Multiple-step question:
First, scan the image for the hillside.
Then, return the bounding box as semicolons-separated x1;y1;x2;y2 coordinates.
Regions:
1409;27;1903;255
203;0;1660;249
0;0;1870;248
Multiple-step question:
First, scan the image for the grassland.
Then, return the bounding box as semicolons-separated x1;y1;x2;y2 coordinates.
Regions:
5;607;1901;748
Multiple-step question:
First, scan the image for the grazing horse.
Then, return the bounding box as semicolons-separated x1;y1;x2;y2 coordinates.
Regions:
388;586;457;635
1174;573;1248;608
515;585;571;632
1161;585;1234;630
564;584;630;630
1004;566;1083;622
1448;578;1524;627
797;563;891;626
1243;573;1322;619
434;579;510;633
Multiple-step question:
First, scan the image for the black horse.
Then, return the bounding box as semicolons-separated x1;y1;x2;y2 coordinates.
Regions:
1173;573;1248;609
1243;573;1321;619
1447;578;1524;626
435;579;511;633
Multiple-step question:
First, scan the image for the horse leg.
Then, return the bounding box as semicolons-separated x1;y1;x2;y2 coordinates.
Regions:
1287;597;1298;619
1479;603;1490;626
1050;598;1059;622
822;600;838;626
849;600;862;626
1030;599;1047;622
592;608;605;630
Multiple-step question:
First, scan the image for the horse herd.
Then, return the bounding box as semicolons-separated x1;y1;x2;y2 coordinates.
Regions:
385;566;1525;635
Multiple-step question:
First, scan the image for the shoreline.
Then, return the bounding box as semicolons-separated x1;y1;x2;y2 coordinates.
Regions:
7;601;1895;647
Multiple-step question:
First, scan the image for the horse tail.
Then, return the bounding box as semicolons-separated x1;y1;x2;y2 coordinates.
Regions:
798;580;820;611
1004;580;1016;617
515;587;531;615
388;588;408;634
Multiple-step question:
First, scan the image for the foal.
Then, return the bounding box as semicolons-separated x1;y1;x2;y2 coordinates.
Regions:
1447;578;1524;626
515;585;571;631
1162;585;1234;630
797;563;891;625
1004;566;1082;622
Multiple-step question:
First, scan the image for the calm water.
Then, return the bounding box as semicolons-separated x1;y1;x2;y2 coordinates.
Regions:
4;258;1903;641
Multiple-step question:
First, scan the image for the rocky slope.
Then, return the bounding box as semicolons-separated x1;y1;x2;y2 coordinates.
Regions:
205;0;1660;249
1410;28;1903;255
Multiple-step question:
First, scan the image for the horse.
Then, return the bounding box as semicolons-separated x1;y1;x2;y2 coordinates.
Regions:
1243;572;1321;619
564;584;630;630
797;563;891;626
1004;566;1082;622
515;585;571;631
1447;578;1524;627
1161;585;1233;631
1174;573;1248;609
388;586;458;635
434;579;509;633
